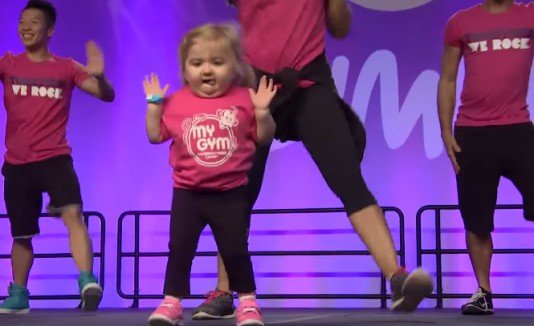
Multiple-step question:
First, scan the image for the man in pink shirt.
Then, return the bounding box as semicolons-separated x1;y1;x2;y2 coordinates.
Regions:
438;0;534;315
0;0;115;314
193;0;434;320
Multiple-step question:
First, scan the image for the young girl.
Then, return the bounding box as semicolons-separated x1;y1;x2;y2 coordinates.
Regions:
143;24;276;326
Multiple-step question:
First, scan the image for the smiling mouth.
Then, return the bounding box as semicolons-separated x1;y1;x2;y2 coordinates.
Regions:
21;33;34;41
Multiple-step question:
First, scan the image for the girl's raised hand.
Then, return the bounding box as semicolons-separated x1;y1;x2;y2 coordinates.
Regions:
143;73;169;98
249;76;277;113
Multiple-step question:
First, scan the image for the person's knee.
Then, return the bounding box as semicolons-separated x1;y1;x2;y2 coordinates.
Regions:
461;207;494;237
346;199;379;218
167;237;197;261
465;225;492;238
220;249;250;266
13;237;33;248
60;205;84;228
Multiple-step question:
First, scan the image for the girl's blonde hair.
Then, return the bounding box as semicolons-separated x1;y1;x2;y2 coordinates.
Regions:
179;23;256;88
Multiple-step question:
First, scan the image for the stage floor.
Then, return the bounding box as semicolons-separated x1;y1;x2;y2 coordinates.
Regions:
1;309;533;325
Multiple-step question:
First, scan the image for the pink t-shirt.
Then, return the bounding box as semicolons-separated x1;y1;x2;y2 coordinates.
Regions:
0;52;89;164
160;86;257;190
445;3;534;126
237;0;326;74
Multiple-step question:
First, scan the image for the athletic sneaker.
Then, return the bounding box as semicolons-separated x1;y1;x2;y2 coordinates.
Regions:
461;287;494;315
78;271;103;311
236;298;263;326
192;290;235;319
0;283;30;314
390;267;433;312
148;296;184;326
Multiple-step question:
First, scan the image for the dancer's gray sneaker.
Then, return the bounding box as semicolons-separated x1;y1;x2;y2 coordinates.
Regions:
461;287;494;315
391;267;433;312
192;290;235;320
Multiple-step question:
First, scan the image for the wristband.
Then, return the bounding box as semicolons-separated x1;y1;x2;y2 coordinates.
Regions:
146;94;164;104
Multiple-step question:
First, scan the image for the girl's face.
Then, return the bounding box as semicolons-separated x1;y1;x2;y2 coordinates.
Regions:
184;38;237;98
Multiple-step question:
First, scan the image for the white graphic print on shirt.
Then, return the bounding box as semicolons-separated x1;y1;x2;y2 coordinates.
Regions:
182;107;239;167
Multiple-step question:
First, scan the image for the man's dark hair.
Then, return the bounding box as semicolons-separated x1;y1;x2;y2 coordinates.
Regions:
23;0;57;27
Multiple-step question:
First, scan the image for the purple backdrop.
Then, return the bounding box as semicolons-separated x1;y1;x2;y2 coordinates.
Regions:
0;0;533;309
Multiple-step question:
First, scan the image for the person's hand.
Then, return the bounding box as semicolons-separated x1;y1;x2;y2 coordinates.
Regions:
84;41;105;77
249;76;277;114
442;132;461;173
143;73;169;98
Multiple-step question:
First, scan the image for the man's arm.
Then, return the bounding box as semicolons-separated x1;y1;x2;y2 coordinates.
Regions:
326;0;351;39
437;45;462;172
78;41;115;102
80;75;115;102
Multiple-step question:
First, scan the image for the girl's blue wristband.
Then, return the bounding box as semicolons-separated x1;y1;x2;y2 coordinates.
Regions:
146;94;164;104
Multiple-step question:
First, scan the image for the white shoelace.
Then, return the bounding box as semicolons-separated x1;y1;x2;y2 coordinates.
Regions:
469;289;485;302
